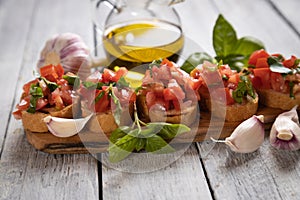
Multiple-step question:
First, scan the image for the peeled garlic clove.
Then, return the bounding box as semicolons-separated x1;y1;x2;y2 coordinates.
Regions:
43;114;92;137
37;33;91;75
270;115;300;151
212;115;265;153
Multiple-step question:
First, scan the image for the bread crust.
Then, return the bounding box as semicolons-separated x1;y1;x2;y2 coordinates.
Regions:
257;89;300;110
136;95;198;126
206;95;259;122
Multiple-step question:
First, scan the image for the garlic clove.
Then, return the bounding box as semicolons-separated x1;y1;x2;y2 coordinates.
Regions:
212;115;265;153
43;114;92;138
270;113;300;151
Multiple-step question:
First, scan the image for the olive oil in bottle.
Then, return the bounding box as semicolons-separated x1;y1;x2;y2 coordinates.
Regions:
103;20;184;71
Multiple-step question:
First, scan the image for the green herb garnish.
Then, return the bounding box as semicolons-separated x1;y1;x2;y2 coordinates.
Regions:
27;84;44;113
181;14;264;73
108;104;190;163
40;77;58;92
63;74;80;86
232;75;256;104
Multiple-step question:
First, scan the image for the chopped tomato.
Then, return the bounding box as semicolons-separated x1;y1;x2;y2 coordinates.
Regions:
283;55;297;68
219;65;234;78
23;79;39;95
252;68;271;89
12;110;23;120
146;92;157;108
248;49;269;66
255;57;269;68
102;69;116;83
249;74;262;89
190;68;201;79
40;64;64;82
270;72;288;92
112;67;128;82
16;98;30;110
225;88;235;105
36;98;48;110
163;88;177;101
94;90;110;113
161;58;173;67
50;88;65;110
228;74;240;85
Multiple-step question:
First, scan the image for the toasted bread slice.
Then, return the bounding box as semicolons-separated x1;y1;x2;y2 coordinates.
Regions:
206;94;259;122
257;89;300;110
136;95;198;126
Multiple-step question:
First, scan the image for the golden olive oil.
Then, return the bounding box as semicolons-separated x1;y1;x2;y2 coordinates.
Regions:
103;20;184;70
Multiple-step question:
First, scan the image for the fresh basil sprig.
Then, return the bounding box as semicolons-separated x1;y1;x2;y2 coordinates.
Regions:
108;105;190;163
181;14;264;73
232;75;256;104
27;84;44;113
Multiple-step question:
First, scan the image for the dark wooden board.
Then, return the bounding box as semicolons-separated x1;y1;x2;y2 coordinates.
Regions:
25;106;284;154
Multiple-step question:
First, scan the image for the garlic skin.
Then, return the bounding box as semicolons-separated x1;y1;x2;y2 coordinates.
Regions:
270;106;300;151
43;114;92;138
37;33;91;75
212;115;265;153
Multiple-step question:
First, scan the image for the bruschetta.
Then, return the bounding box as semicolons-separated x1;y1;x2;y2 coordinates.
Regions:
136;59;199;126
79;67;136;133
248;49;300;110
13;64;81;133
190;61;258;122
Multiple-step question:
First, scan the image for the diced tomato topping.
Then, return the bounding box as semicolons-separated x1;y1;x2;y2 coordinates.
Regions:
12;110;23;120
161;58;173;67
112;67;128;82
228;74;240;85
36;98;48;110
219;65;234;78
40;64;64;82
248;49;270;66
16;98;30;110
94;90;110;113
255;57;269;68
23;79;39;95
102;69;116;83
163;88;177;101
270;72;288;92
225;88;235;105
252;68;271;89
283;55;297;68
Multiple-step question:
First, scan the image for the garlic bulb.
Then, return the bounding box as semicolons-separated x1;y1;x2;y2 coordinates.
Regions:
37;33;91;75
211;115;265;153
43;114;92;138
270;106;300;151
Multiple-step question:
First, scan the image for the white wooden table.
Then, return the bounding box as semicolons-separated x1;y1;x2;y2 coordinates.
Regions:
1;0;300;199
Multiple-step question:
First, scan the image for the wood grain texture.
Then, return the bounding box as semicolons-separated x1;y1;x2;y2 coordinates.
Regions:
197;139;300;200
211;0;300;56
0;0;99;200
269;0;300;35
102;145;213;200
196;0;300;199
0;0;36;155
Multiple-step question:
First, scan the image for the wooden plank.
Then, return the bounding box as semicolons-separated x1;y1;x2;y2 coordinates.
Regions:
0;0;36;155
196;0;300;199
0;0;99;199
210;0;300;56
269;0;300;35
102;145;213;200
197;140;300;200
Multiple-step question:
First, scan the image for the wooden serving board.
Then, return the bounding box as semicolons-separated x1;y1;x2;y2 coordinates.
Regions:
25;106;284;154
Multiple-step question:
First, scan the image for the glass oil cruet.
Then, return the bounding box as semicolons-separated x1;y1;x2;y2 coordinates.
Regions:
92;0;185;70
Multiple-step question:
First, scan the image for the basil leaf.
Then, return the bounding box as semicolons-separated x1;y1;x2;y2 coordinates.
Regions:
83;81;105;90
109;126;130;144
63;75;80;86
147;123;190;140
27;84;44;113
233;36;264;56
216;54;246;72
95;91;105;103
232;75;256;103
270;63;292;74
213;14;238;58
41;77;58;92
108;134;138;163
145;135;176;154
117;76;130;88
181;52;214;73
135;138;146;152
